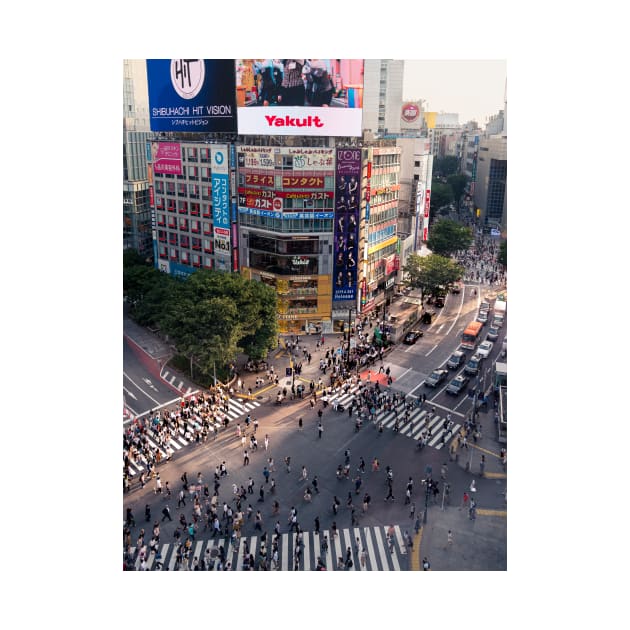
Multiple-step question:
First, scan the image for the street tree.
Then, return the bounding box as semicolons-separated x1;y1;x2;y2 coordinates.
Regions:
402;253;464;302
429;182;454;215
426;218;473;257
434;156;460;177
446;174;469;204
498;240;507;269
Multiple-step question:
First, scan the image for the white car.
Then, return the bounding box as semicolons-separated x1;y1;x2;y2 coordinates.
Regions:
477;340;494;358
476;310;489;324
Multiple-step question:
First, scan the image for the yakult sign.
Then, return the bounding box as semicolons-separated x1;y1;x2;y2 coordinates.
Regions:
235;59;364;136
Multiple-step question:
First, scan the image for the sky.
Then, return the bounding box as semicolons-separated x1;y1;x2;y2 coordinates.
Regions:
402;59;506;126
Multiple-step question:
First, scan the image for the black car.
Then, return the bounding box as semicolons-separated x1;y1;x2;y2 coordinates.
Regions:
403;330;423;345
425;368;449;387
435;296;445;308
446;374;469;395
446;350;466;369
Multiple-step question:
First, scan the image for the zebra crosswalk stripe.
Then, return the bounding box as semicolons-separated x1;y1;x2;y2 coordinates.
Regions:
372;527;390;571
384;527;401;571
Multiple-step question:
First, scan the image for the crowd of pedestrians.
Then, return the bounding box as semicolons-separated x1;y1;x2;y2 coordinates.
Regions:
123;386;239;493
455;233;506;287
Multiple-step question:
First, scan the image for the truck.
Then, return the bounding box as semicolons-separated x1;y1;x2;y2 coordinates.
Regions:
494;299;506;315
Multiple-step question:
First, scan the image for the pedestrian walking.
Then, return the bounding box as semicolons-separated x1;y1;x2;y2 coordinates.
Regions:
479;454;485;477
285;456;291;473
145;504;151;522
161;505;172;522
318;422;323;439
460;491;470;510
422;557;431;571
360;547;367;568
314;516;320;535
470;480;477;494
178;489;186;508
358;457;366;474
409;502;416;520
298;417;303;431
301;466;308;482
447;529;453;546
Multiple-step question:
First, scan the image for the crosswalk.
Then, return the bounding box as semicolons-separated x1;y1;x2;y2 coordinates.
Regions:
125;524;412;571
125;397;261;477
325;385;460;450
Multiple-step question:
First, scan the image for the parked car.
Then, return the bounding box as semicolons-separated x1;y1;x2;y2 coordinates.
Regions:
446;350;466;369
451;282;462;294
464;354;484;376
477;340;494;358
480;301;491;311
486;326;499;341
425;368;449;387
403;330;423;345
435;296;445;308
476;310;489;325
446;374;470;395
493;314;505;328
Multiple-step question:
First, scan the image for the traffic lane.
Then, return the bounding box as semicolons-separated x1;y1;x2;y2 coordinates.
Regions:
123;338;181;411
123;371;163;418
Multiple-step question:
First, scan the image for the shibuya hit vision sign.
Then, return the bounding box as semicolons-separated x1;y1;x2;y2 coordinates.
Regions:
146;59;237;132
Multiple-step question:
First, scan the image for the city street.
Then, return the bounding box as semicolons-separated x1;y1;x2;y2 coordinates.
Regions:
123;279;507;570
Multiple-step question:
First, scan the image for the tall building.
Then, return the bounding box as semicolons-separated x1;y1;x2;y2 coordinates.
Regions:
362;59;404;136
474;135;507;233
123;60;152;258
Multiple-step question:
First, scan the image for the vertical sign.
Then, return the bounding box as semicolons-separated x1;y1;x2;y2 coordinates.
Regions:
212;144;231;267
333;148;361;301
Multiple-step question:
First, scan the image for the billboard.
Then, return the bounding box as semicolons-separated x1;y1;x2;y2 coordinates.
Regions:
333;148;361;302
211;145;230;231
235;59;364;136
146;59;237;132
149;141;182;175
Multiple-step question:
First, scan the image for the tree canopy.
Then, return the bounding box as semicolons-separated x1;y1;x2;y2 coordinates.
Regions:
434;155;460;177
498;240;507;269
426;218;473;257
429;182;454;216
402;253;464;301
446;173;468;203
123;262;278;382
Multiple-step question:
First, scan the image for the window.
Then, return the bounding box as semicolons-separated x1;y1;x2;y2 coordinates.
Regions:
177;183;187;196
202;203;211;218
180;235;190;249
200;147;211;162
170;248;178;261
203;238;212;253
168;233;178;246
189;184;200;199
187;166;198;179
191;220;200;233
192;237;202;250
157;214;166;227
156;196;164;209
203;221;212;235
167;199;176;212
202;185;212;201
178;200;188;214
201;167;211;182
187;147;198;161
179;219;189;231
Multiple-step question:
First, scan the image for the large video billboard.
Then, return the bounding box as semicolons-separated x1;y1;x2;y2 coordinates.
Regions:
146;59;237;132
333;148;361;302
235;59;364;136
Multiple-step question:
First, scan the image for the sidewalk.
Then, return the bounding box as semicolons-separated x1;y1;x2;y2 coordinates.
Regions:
413;504;507;570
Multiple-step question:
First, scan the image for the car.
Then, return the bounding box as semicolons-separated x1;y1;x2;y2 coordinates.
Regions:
476;310;489;324
451;282;462;294
464;354;484;376
477;340;494;358
403;330;423;345
480;301;491;311
446;374;470;395
486;326;499;341
493;314;505;328
446;350;466;369
435;296;445;308
425;368;449;387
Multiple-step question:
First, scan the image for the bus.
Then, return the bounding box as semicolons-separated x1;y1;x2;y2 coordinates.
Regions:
461;321;483;350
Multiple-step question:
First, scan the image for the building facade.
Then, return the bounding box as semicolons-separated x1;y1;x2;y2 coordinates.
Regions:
362;59;404;136
474;135;507;232
123;60;152;258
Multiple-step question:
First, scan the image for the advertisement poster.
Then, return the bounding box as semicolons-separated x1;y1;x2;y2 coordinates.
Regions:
235;59;364;136
149;141;182;175
333;148;361;301
146;59;237;132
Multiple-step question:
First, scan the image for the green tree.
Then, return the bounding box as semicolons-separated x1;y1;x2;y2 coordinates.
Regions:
434;155;460;177
446;173;468;203
498;240;507;269
429;182;454;215
403;253;464;302
426;218;473;257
